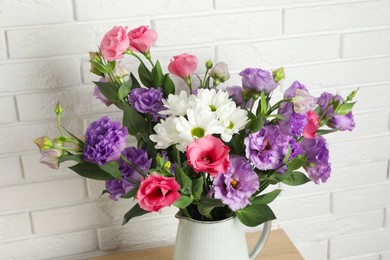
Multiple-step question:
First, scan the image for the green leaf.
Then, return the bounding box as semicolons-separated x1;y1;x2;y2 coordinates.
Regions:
249;116;265;133
282;144;292;165
267;114;285;121
118;78;133;101
336;102;356;115
130;73;141;89
316;129;338;136
282;171;310;186
163;74;175;98
58;154;83;164
174;166;192;194
287;156;307;172
69;163;114;180
260;91;267;116
64;129;85;146
250;189;281;205
108;61;116;71
94;81;119;103
173;195;194;209
90;60;108;73
191;177;204;200
99;161;122;179
236;204;276;227
122;102;147;135
152;60;164;87
198;197;225;216
123;203;148;225
138;63;153;87
121;188;138;199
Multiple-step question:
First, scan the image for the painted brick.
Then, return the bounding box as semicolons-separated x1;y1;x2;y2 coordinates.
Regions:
0;96;17;124
0;31;6;60
382;251;390;260
0;213;31;241
87;179;107;199
284;1;390;34
330;136;390;165
0;119;83;154
215;0;358;9
342;29;390;58
294;240;328;260
283;57;390;91
154;10;281;46
386;207;390;227
282;210;383;243
329;229;390;259
7;21;147;59
0;178;86;212
281;161;388;196
272;192;330;222
342;254;380;260
332;183;390;214
16;88;118;121
0;0;73;27
0;156;23;184
326;110;389;142
21;154;73;180
98;214;177;250
0;229;97;260
337;84;390;112
74;0;213;21
31;200;131;234
0;59;80;92
217;34;339;70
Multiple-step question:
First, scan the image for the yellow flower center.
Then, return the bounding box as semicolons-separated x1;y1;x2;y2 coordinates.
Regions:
230;179;238;189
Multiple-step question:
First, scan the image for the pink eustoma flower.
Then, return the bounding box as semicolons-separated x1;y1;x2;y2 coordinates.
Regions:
303;110;320;139
136;173;181;212
186;135;230;177
168;53;198;79
100;26;129;61
128;25;158;54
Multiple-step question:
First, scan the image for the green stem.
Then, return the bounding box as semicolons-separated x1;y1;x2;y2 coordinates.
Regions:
56;115;68;139
202;68;210;88
144;53;155;68
266;98;291;116
173;145;181;166
185;78;193;93
129;52;150;71
120;154;147;178
180;208;191;218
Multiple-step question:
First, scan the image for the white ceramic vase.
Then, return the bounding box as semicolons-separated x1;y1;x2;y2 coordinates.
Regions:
173;213;272;260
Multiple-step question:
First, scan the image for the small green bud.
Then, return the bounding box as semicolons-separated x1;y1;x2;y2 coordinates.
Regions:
89;52;105;76
34;136;53;151
346;87;359;101
55;102;63;115
205;60;213;70
164;161;171;171
272;67;285;83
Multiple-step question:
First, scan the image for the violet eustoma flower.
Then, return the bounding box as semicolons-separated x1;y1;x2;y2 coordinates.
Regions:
317;92;355;131
83;116;128;165
211;156;259;211
93;78;112;106
118;147;151;182
105;179;134;201
239;68;278;94
128;87;165;121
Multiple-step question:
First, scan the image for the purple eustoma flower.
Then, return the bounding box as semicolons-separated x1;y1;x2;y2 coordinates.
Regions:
301;136;331;184
118;147;151;182
128;87;165;121
226;86;252;109
105;179;134;201
83;116;128;165
239;68;278;94
211;156;259;211
93;77;112;106
317;92;355;131
245;124;301;171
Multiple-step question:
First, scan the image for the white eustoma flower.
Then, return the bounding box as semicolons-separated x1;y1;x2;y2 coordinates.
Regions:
292;89;317;114
150;117;180;149
216;103;249;142
192;88;230;112
174;108;224;151
160;91;191;117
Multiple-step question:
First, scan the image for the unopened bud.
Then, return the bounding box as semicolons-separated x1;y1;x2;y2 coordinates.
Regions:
205;60;213;70
34;136;53;151
55;102;63;115
89;52;105;76
272;67;285;83
209;62;230;83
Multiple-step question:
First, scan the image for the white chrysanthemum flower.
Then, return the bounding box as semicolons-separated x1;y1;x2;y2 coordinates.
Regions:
150;117;181;149
216;103;249;142
160;91;191;117
174;108;224;151
192;88;230;112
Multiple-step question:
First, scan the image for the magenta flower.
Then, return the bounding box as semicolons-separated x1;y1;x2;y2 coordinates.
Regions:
211;156;259;211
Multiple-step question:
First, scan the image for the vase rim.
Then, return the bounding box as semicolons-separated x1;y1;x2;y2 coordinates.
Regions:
175;211;235;224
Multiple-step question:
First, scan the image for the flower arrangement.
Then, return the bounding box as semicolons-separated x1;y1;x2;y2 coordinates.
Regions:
34;25;357;227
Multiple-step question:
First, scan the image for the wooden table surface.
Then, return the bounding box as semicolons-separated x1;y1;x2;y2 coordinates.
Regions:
90;229;303;260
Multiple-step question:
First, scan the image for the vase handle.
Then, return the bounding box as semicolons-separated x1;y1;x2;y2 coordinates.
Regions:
248;221;272;260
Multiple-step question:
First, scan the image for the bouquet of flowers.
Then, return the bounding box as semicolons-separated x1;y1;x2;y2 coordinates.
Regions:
34;25;357;227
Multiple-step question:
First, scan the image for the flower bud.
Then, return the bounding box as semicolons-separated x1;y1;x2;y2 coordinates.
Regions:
55;102;63;115
205;60;213;70
272;67;285;83
105;61;128;83
34;136;53;151
209;62;230;83
89;52;105;76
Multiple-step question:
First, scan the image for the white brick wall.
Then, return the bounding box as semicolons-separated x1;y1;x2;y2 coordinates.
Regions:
0;0;389;259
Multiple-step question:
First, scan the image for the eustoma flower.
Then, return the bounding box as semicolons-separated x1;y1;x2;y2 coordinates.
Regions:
136;173;181;212
168;53;198;82
83;116;128;165
186;135;230;177
239;68;278;94
211;156;259;211
303;110;320;139
128;87;165;121
128;25;158;54
100;26;129;61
